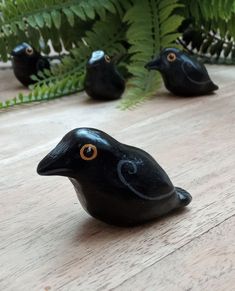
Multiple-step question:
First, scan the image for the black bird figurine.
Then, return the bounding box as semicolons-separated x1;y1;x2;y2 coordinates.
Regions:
11;43;50;87
84;50;125;100
37;128;192;226
145;47;218;96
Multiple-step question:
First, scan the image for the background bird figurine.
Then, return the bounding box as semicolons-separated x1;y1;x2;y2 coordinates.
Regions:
84;50;125;101
11;43;50;87
145;47;218;96
37;128;192;226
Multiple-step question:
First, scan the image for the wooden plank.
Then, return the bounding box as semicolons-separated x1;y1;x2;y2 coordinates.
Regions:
0;65;235;290
114;216;235;291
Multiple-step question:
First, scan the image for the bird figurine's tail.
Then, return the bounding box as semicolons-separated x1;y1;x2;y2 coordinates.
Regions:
175;187;192;207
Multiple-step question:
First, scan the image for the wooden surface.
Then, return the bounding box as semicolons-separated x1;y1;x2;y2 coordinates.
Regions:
0;65;234;291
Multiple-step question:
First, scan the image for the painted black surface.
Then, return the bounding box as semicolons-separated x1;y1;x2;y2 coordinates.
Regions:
84;50;125;101
37;128;192;226
11;43;50;87
145;47;218;96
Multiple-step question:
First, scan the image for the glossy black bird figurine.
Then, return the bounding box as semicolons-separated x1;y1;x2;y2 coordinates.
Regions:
145;47;218;96
37;128;192;226
84;50;125;100
11;43;50;87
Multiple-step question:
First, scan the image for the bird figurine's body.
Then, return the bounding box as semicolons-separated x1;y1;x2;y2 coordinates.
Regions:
11;43;50;87
84;50;125;100
145;48;218;96
37;128;192;226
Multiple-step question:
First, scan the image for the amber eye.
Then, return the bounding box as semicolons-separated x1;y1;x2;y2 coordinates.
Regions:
167;52;176;62
80;144;97;161
105;55;111;63
26;47;34;56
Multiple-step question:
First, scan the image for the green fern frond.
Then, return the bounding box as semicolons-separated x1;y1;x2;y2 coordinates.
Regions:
0;0;129;60
121;0;184;108
0;13;127;109
181;0;235;40
189;0;235;22
178;0;235;63
0;74;85;110
178;26;235;64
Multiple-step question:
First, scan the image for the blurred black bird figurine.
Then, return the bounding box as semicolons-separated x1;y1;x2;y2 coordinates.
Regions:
84;50;125;100
145;48;218;96
11;43;50;87
37;128;192;226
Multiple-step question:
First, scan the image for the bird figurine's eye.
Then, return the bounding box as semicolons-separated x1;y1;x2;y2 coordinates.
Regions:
105;55;111;63
26;47;34;56
167;52;176;62
80;144;98;161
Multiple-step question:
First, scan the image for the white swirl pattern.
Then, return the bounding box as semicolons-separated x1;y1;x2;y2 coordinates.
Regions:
117;160;175;200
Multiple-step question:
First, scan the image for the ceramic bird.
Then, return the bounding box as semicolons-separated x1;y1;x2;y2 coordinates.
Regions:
11;43;50;87
37;128;192;226
145;47;218;96
84;50;125;100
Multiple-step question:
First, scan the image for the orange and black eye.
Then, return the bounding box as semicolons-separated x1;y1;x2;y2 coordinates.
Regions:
80;144;97;161
167;52;176;62
26;47;34;56
105;55;111;63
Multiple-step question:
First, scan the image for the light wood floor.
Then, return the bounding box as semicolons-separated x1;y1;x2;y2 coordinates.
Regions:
0;66;234;291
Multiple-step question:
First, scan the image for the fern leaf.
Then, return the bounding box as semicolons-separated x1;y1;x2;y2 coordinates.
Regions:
0;13;127;109
0;0;129;60
121;0;184;108
179;24;235;64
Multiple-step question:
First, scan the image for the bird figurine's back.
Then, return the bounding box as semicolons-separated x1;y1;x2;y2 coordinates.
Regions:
145;47;218;96
84;50;125;100
11;43;50;87
37;128;192;226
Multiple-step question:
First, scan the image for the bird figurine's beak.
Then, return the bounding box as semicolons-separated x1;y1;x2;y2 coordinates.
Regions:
37;143;72;177
145;57;161;71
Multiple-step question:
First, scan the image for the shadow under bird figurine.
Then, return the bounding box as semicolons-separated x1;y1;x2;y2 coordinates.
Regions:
84;50;125;100
145;47;218;96
11;43;50;87
37;128;192;226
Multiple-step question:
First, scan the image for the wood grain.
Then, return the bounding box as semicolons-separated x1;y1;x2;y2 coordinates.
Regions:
0;67;28;102
115;216;235;291
0;65;235;291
